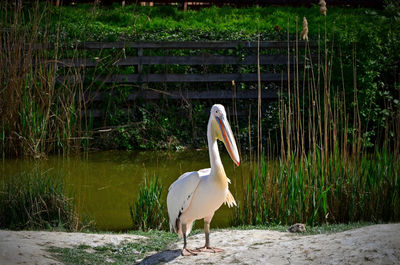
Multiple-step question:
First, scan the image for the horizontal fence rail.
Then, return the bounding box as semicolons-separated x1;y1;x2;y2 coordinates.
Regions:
85;89;279;118
58;73;287;83
57;41;311;85
86;89;278;102
59;55;297;67
51;40;315;118
34;40;315;50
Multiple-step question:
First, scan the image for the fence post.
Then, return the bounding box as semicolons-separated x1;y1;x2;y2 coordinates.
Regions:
138;48;143;74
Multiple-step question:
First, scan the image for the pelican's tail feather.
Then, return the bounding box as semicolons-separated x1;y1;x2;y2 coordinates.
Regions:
224;190;237;208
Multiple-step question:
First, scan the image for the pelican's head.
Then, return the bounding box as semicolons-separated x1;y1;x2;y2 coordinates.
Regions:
210;104;240;166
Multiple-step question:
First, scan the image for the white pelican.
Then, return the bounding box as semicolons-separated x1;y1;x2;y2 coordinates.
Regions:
167;104;240;256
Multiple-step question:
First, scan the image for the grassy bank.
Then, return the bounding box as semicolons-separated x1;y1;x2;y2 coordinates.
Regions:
42;3;397;43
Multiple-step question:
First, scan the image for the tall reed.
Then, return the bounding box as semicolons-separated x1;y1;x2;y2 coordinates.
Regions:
233;7;400;226
233;149;400;226
0;1;89;158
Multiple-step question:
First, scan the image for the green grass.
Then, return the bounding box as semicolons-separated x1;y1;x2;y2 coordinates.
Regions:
129;175;167;231
39;4;396;43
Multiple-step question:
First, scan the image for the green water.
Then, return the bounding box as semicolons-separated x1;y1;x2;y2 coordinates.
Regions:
1;150;247;231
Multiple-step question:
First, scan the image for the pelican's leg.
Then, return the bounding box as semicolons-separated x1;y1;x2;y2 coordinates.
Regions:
197;218;223;253
181;224;200;256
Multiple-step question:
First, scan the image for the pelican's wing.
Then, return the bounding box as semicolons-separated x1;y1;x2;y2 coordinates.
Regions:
167;168;210;235
167;171;198;234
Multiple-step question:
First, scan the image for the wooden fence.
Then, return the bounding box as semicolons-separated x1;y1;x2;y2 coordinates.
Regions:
57;40;314;102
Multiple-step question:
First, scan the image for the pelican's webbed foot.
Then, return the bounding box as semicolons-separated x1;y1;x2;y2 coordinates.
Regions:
196;246;224;253
182;247;200;256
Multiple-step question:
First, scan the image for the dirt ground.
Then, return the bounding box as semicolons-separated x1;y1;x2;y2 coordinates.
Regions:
1;224;399;265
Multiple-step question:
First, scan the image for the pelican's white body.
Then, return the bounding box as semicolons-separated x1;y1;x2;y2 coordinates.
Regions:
180;169;227;223
167;167;229;236
167;104;238;238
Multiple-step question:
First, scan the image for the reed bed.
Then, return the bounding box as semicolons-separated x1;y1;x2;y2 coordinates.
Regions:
0;169;82;230
232;10;400;226
233;150;400;226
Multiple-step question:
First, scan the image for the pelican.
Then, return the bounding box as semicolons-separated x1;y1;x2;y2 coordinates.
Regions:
167;104;240;256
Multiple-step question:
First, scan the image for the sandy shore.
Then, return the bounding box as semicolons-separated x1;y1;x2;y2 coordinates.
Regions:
1;224;399;265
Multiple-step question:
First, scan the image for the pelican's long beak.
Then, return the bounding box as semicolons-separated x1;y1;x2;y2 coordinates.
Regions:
216;116;240;166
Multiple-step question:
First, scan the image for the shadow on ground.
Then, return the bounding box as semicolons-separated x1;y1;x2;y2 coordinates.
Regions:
137;249;181;265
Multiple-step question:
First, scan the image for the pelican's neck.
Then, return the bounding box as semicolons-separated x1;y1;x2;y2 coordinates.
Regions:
207;117;225;178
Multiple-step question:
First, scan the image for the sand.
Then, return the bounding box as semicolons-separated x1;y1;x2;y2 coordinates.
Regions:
1;224;399;265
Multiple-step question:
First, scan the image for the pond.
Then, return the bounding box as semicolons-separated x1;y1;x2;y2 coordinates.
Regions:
1;150;249;231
